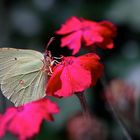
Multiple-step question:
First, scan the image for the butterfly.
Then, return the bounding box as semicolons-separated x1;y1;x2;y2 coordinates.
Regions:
0;47;52;106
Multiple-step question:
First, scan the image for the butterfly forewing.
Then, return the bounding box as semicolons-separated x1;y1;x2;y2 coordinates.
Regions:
0;48;47;106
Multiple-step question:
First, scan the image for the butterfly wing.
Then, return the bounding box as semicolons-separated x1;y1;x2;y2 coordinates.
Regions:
0;48;47;106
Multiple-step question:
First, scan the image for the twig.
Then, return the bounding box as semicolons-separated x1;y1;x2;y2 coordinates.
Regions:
76;92;91;118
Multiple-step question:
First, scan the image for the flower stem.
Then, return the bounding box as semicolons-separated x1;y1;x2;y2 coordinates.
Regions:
101;75;132;140
76;92;90;114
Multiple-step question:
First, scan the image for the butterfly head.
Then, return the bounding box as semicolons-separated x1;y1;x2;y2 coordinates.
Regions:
43;37;64;76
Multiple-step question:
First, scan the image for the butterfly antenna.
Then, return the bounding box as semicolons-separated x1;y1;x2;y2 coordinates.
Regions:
45;37;55;52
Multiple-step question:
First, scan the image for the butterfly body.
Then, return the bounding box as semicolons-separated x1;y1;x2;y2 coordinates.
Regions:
0;48;49;106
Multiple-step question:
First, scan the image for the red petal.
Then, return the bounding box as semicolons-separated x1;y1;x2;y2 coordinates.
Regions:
61;31;82;55
82;19;116;48
96;21;117;49
0;99;59;140
99;38;114;49
0;108;16;138
56;62;91;97
100;21;117;37
56;16;81;34
46;65;63;97
81;19;103;45
83;29;103;46
78;53;104;85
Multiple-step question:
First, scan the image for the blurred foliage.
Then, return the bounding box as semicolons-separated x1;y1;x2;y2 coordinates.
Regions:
0;0;140;139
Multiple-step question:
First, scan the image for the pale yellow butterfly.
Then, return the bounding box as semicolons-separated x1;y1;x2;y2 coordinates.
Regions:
0;47;51;106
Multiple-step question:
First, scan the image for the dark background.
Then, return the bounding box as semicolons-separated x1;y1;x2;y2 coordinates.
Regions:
0;0;140;139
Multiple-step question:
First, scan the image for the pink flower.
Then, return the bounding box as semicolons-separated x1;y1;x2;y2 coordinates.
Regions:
105;79;135;108
0;98;59;140
56;16;117;54
46;53;103;97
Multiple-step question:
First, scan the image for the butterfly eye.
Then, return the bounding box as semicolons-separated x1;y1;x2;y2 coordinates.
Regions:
14;58;17;60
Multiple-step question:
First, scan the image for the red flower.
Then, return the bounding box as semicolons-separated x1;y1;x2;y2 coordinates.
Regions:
56;16;117;54
0;98;59;140
46;53;103;97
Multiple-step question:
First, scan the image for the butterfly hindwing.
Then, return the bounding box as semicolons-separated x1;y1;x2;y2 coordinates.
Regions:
0;48;47;106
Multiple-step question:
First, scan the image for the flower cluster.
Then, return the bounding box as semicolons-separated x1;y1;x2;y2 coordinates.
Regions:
0;16;116;140
46;53;103;97
56;16;116;54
